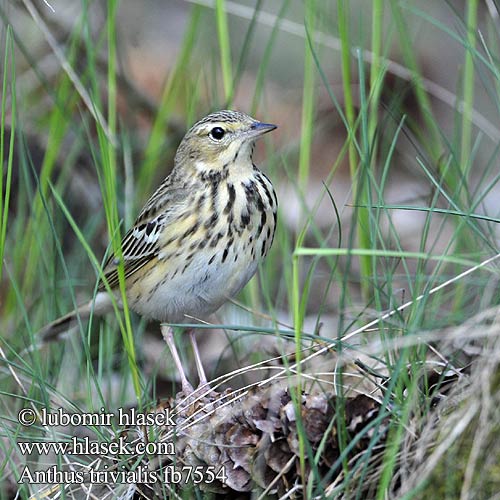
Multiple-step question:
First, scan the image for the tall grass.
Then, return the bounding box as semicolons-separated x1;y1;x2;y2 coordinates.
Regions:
2;0;500;498
215;0;233;102
0;26;14;279
337;0;373;302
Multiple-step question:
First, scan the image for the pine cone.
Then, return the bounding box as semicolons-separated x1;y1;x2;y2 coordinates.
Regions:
149;384;387;496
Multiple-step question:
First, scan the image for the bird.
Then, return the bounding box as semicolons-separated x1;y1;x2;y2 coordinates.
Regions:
40;110;278;394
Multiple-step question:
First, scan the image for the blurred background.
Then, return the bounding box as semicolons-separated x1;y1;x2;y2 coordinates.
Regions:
2;0;500;495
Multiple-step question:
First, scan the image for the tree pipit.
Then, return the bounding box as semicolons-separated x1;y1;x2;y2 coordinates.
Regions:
41;110;278;394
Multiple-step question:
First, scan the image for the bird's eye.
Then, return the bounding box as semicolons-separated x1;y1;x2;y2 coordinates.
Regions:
209;127;225;141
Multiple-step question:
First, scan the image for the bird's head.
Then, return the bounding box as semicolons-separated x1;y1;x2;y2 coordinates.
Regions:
175;110;277;173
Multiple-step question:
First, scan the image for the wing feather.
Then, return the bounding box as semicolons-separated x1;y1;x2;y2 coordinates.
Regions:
99;178;188;290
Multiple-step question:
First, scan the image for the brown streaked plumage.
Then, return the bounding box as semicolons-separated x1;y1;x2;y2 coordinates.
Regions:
40;110;278;394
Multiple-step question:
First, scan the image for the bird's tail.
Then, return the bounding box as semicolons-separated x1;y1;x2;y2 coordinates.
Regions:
38;292;114;343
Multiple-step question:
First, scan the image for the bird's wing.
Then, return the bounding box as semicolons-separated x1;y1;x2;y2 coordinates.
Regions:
99;213;167;290
99;181;186;290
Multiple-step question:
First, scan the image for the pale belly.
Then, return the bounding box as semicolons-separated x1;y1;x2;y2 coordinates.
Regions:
126;240;260;324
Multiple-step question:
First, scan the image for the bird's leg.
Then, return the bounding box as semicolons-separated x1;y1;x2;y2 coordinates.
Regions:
160;325;194;394
187;329;209;388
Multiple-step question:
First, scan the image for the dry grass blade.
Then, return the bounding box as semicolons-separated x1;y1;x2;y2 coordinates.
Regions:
20;0;115;144
393;310;500;498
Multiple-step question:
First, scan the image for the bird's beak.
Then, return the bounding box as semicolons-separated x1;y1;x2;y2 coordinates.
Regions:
248;121;278;138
